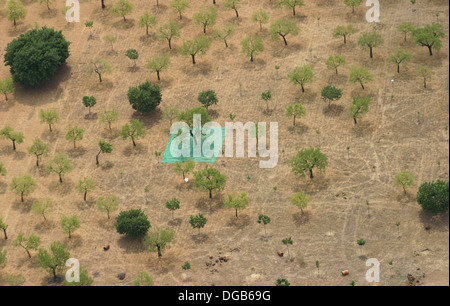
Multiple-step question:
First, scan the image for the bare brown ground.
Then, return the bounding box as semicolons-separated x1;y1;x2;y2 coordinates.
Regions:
0;0;448;286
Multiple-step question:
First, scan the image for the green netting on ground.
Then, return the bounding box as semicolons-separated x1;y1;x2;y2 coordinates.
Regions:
161;127;226;164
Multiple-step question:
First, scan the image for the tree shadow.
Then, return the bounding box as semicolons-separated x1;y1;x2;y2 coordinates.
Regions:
67;146;87;159
117;236;146;254
419;211;449;233
131;108;162;130
84;113;98;121
34;220;55;233
168;218;182;227
288;124;309;135
41;130;61;143
0;182;6;194
47;179;74;196
322;104;345;117
100;161;114;171
227;214;251;229
182;62;213;76
39;8;58;19
351;121;374;138
101;130;119;141
127;66;141;73
192;233;208;244
112;19;135;30
62;235;83;249
195;194;224;213
293;211;310;226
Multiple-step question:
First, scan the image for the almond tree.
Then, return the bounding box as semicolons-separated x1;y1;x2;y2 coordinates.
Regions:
326;54;346;74
138;11;158;36
46;153;73;183
224;0;242;18
118;119;146;147
252;9;269;30
0;76;14;101
75;178;95;202
343;0;363;13
27;138;49;167
288;65;314;93
0;217;8;240
173;158;195;180
0;163;6;177
349;97;370;125
389;48;411;73
291;191;309;214
179;35;211;65
241;34;264;62
333;25;357;45
97;195;119;219
213;24;235;48
144;227;175;258
12;233;40;258
412;24;445;56
32;198;54;221
60;215;80;239
0;126;24;151
96;140;112;165
349;66;373;90
100;109;120;131
65;127;84;149
194;6;218;34
39;109;59;132
417;65;432;89
37;242;70;281
6;0;27;27
39;0;54;10
398;22;414;42
90;59;112;83
290;147;328;179
193;166;226;199
170;0;190;20
110;0;133;22
10;174;37;202
286;103;306;126
157;20;180;50
278;0;305;16
224;192;249;218
147;55;171;81
270;19;299;46
395;172;415;194
358;31;384;58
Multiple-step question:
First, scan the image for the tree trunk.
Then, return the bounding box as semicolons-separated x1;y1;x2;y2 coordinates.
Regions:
424;78;427;89
21;192;24;203
132;137;136;147
235;209;238;218
168;39;172;50
101;0;105;9
293;7;296;16
12;140;16;151
96;151;101;165
370;47;373;59
428;46;433;56
360;82;365;90
191;54;196;65
98;73;102;83
301;85;305;93
4;94;8;101
344;35;347;44
224;40;228;48
157;245;162;258
74;141;76;149
209;190;212;199
157;70;160;81
353;116;358;125
282;35;288;46
397;64;400;73
293;115;296;126
234;9;239;18
26;249;31;258
49;124;52;132
59;174;63;184
2;228;7;240
84;191;87;202
309;169;314;179
14;19;16;26
36;155;39;167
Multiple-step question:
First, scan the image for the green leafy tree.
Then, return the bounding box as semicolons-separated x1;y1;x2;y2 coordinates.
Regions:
37;242;70;281
163;107;179;127
395;172;415;194
291;191;309;214
100;109;120;131
5;0;27;27
0;126;24;151
321;85;343;107
189;213;208;232
288;65;314;93
252;9;269;30
286;103;306;126
224;0;242;17
349;65;373;90
144;227;175;258
82;96;97;115
110;0;133;21
89;59;112;83
46;152;73;183
170;0;190;19
349;97;370;125
166;198;180;220
179;35;212;65
182;261;191;271
358;31;384;58
198;90;218;110
147;55;170;81
278;0;305;16
12;233;41;258
275;278;290;286
194;166;226;199
27;138;49;167
158;20;181;50
257;214;271;236
178;107;211;129
10;174;37;202
96;140;112;166
65;127;84;149
0;218;8;240
139;11;158;36
125;49;139;67
326;54;346;74
333;25;357;44
76;178;95;202
39;0;55;10
119;119;146;147
173;158;195;180
97;195;120;219
389;48;411;73
194;6;218;34
398;22;414;42
32;198;54;221
290;147;328;179
128;81;162;114
0;76;15;101
417;65;432;89
60;215;80;238
270;19;299;46
133;272;154;286
417;180;449;213
4;27;70;87
115;209;151;238
282;237;293;256
65;266;94;286
412;24;445;56
224;192;249;218
241;34;264;62
213;24;235;48
39;109;59;132
343;0;363;13
261;90;272;112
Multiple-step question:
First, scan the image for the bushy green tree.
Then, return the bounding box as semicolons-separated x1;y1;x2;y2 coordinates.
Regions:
166;198;180;219
189;213;208;231
12;233;40;258
126;49;139;67
110;0;133;21
0;126;24;151
65;127;84;149
194;6;218;34
60;215;80;238
115;209;151;238
75;178;95;202
412;24;445;56
358;31;384;58
349;66;373;90
290;147;328;179
241;34;264;62
4;27;70;87
39;109;59;132
96;140;112;166
0;76;15;101
179;35;212;65
257;214;271;235
416;180;449;213
349;97;370;125
198;90;218;110
321;85;343;107
128;81;162;114
395;172;415;194
97;195;120;219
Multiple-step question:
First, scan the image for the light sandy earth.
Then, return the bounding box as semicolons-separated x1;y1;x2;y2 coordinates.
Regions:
0;0;448;286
